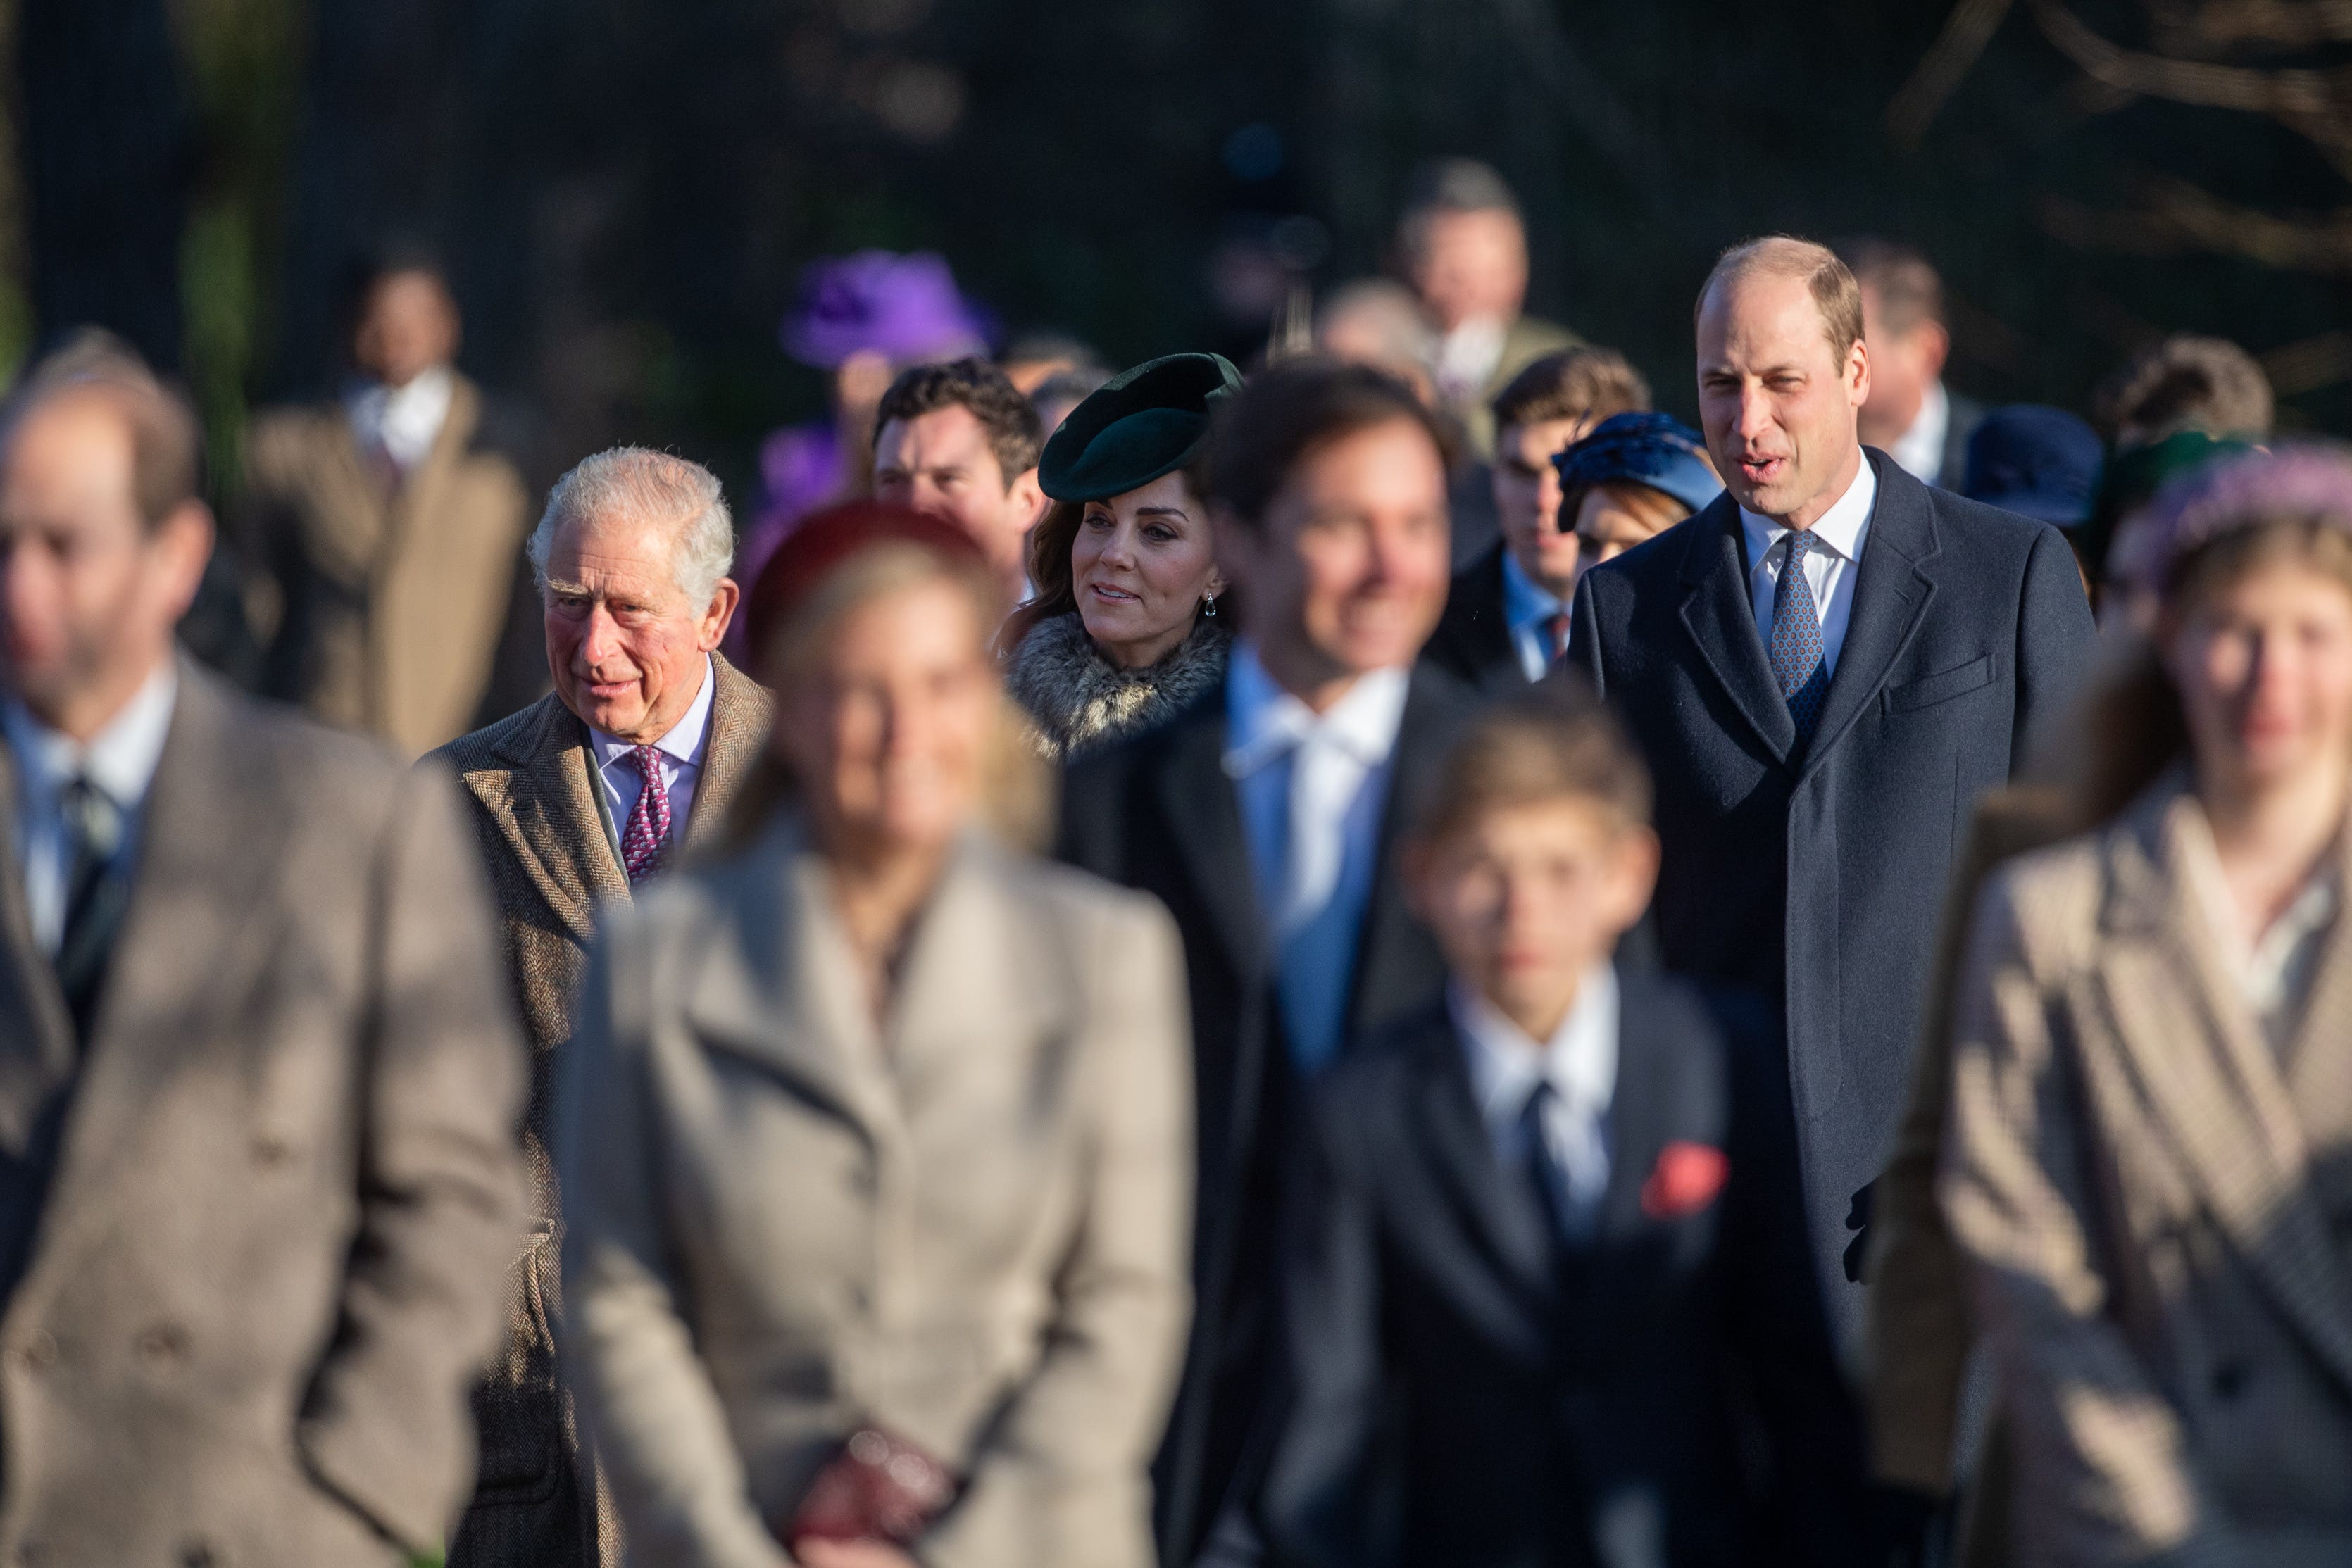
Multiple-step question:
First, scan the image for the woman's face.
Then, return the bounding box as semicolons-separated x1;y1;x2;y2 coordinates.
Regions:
1070;471;1225;670
1571;481;1689;582
774;577;996;858
2165;556;2352;798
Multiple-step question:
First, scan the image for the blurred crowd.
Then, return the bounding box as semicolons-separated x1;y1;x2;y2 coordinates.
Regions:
0;153;2341;1568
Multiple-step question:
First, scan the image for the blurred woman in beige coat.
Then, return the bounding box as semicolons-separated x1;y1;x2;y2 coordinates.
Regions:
556;502;1193;1568
1941;447;2352;1567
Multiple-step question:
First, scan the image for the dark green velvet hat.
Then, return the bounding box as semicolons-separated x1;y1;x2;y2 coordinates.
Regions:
1037;351;1243;503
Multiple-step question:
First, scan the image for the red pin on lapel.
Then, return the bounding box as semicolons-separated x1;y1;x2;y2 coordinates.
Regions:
1640;1141;1729;1220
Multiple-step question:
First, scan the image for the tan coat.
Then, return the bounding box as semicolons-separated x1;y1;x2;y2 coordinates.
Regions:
427;655;772;1567
558;820;1194;1568
1941;776;2352;1567
1866;784;2070;1498
0;661;525;1567
244;373;533;758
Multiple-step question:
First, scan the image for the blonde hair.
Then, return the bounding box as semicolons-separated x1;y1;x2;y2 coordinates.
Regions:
734;540;1054;853
1694;235;1864;369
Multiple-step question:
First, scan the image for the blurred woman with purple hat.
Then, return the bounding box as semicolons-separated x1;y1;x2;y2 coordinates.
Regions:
1941;445;2352;1567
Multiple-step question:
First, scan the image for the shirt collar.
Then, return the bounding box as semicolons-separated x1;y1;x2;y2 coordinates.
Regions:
2;658;179;813
589;654;717;773
1887;379;1951;485
1220;640;1412;781
1499;550;1566;632
1740;450;1879;570
1451;966;1620;1139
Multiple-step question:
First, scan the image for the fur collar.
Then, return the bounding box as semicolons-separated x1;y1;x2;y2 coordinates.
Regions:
1006;612;1231;761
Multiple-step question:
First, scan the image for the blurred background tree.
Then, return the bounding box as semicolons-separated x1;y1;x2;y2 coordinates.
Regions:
1;0;2347;514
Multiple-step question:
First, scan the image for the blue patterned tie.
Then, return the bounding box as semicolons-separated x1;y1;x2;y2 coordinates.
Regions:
1769;529;1832;744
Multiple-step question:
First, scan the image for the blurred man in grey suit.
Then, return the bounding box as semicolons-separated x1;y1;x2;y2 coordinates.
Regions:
0;338;525;1567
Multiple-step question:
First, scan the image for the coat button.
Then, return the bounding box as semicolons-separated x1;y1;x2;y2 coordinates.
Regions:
11;1332;56;1374
138;1323;189;1363
179;1543;215;1568
17;1540;47;1564
251;1134;294;1167
2213;1360;2251;1399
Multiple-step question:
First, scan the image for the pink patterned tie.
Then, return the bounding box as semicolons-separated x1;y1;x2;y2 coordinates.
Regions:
620;744;672;884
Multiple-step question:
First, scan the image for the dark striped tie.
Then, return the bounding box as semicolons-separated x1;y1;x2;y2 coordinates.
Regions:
54;776;130;1041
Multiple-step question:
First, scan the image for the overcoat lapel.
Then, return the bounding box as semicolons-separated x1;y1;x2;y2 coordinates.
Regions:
1347;664;1460;1037
1800;454;1938;777
1675;498;1795;765
2093;788;2352;1395
1151;697;1266;988
489;696;630;946
0;746;73;1160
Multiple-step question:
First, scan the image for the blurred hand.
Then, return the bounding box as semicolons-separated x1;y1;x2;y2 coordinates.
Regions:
798;1541;920;1568
1843;1179;1877;1284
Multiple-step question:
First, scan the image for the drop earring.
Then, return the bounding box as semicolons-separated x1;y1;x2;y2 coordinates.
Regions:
1202;594;1218;618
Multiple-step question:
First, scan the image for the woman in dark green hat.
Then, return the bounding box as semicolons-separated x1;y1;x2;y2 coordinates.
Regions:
1003;352;1241;759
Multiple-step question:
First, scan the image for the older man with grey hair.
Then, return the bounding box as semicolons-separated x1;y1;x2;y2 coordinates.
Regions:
427;446;773;1568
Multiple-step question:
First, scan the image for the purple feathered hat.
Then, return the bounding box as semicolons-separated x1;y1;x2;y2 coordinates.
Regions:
2111;443;2352;599
781;250;994;368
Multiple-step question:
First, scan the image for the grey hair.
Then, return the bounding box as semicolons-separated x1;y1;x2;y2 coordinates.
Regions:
527;446;735;605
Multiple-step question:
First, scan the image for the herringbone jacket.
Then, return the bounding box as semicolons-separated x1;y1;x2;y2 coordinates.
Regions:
427;654;772;1568
1941;774;2352;1568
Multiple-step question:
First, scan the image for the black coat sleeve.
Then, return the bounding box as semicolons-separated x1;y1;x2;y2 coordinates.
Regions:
1564;569;1607;696
2011;521;2096;765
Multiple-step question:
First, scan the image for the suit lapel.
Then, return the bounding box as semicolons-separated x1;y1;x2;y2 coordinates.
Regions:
1799;453;1938;777
489;696;630;946
0;745;74;1162
1408;1018;1556;1306
681;656;772;851
1150;694;1266;986
2094;789;2352;1394
1675;498;1796;765
1347;664;1458;1039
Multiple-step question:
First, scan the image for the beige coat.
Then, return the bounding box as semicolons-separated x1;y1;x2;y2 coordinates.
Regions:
558;819;1194;1568
1941;776;2352;1568
0;661;525;1567
244;373;533;758
427;655;772;1567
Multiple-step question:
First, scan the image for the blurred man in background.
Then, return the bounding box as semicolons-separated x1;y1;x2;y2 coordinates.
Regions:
1397;159;1579;460
430;446;771;1568
0;337;522;1567
240;253;539;758
1424;347;1649;693
872;356;1047;605
1838;239;1979;490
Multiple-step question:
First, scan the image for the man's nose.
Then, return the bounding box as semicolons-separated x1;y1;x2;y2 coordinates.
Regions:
580;604;624;665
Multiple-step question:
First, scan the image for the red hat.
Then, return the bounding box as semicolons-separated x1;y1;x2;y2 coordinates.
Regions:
743;500;989;670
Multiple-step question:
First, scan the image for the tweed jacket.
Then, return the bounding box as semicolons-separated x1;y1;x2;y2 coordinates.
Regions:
427;653;771;1567
244;372;534;758
1941;776;2352;1568
558;817;1194;1568
0;660;525;1567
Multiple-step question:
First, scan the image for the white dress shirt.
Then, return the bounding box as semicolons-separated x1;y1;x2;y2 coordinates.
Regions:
346;364;454;473
1434;316;1507;406
1500;551;1569;684
2179;805;2342;1046
1741;454;1879;678
3;661;178;956
1222;642;1412;1073
1454;967;1619;1228
588;656;717;858
1886;379;1951;487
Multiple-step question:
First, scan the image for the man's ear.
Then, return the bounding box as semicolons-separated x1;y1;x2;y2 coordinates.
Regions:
1211;505;1256;589
1846;337;1872;410
701;577;742;651
1605;824;1661;933
1917;320;1950;383
156;501;216;620
1010;466;1046;531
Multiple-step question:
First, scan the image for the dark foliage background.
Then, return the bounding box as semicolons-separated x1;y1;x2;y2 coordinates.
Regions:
11;0;2351;510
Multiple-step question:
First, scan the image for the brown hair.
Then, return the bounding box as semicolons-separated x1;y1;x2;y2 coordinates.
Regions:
1489;347;1651;437
1202;356;1453;529
2093;334;2275;446
4;332;202;531
1414;684;1653;846
730;539;1054;853
1000;468;1215;656
1832;237;1945;338
873;356;1046;488
2061;518;2352;826
1694;235;1865;370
